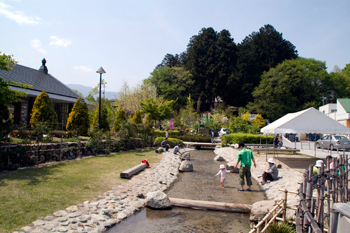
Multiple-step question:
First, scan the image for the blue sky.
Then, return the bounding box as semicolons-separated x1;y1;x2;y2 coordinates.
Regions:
1;0;349;92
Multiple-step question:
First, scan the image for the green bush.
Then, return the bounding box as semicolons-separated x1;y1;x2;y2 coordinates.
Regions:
30;91;58;130
171;135;211;142
221;133;274;146
66;98;90;136
153;137;183;147
154;130;180;137
267;222;296;233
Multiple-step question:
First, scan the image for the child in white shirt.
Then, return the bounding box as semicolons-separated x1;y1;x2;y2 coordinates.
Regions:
215;164;233;188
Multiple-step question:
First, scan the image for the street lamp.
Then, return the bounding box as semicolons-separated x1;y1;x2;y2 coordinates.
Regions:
96;67;106;130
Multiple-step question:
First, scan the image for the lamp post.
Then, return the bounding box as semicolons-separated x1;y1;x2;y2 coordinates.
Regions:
96;67;106;130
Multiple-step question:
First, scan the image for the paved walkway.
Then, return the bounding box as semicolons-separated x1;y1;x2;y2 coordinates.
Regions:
282;137;350;159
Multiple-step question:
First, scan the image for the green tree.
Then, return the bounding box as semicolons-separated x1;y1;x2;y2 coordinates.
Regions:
330;63;350;99
186;27;238;111
236;24;298;106
147;66;194;110
66;98;90;136
251;114;266;128
30;91;58;130
113;107;127;132
247;58;332;121
156;53;187;69
0;53;31;141
92;106;110;131
140;98;175;126
131;110;142;124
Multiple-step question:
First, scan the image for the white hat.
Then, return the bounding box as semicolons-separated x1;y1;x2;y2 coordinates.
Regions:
220;164;225;169
267;158;275;164
315;160;324;167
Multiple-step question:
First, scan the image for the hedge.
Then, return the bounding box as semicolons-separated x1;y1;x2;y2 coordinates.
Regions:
171;135;211;143
154;130;180;137
221;133;274;146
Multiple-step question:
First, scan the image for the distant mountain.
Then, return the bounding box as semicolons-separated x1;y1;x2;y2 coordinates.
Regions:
66;84;119;100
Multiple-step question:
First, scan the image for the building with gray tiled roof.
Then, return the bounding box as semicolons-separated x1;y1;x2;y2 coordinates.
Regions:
0;58;91;130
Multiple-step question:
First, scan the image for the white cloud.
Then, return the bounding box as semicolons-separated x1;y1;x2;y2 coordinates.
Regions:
30;39;46;54
49;36;72;48
0;2;40;25
74;66;93;73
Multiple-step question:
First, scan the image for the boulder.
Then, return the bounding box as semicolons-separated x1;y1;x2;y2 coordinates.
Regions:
179;160;193;172
180;152;190;160
226;162;239;173
214;155;225;161
155;147;165;153
249;200;275;222
146;191;172;209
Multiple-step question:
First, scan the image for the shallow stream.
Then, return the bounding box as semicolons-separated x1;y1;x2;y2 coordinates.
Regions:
108;149;266;233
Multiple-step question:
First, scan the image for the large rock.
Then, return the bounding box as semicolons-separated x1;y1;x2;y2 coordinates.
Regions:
179;160;193;172
249;200;275;222
180;152;190;160
214;155;225;161
146;191;172;209
226;162;239;173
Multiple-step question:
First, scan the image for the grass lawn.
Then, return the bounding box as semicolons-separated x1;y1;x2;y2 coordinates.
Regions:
0;149;162;233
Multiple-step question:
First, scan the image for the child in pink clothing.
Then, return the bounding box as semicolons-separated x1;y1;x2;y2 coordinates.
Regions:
215;164;233;188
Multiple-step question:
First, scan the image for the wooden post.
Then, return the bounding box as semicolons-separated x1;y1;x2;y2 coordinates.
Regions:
60;136;63;161
316;166;324;231
273;200;277;224
326;156;332;229
332;159;338;204
257;218;261;233
345;154;349;201
330;208;339;233
283;189;287;222
339;155;344;202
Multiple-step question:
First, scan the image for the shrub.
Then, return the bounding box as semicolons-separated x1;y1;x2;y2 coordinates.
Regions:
66;98;90;136
267;222;296;233
221;133;274;146
30;91;58;130
171;135;211;143
92;106;110;131
153;137;183;147
154;130;179;137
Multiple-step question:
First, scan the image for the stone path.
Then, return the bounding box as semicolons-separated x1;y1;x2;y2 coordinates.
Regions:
15;149;187;233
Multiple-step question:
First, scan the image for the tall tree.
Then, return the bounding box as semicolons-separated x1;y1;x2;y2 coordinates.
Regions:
156;52;187;69
186;27;238;111
66;98;90;136
247;58;332;121
30;91;58;130
236;24;298;106
147;66;193;111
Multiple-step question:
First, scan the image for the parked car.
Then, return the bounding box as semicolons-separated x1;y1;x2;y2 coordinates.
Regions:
218;128;228;137
315;135;350;151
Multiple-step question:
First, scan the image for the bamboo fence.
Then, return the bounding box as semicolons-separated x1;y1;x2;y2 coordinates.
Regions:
296;154;349;233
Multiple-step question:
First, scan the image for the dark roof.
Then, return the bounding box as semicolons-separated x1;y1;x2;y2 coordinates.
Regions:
0;63;81;101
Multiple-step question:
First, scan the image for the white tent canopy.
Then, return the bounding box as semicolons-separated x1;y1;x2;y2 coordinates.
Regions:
261;107;350;134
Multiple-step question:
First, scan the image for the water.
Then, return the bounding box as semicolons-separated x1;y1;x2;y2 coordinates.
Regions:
108;149;266;233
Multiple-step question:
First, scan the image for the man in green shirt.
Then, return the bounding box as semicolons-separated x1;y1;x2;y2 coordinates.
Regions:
234;141;256;191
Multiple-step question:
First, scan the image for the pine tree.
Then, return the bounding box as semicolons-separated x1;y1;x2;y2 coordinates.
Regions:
113;107;127;132
92;106;110;131
30;91;58;130
131;110;142;124
66;98;90;136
